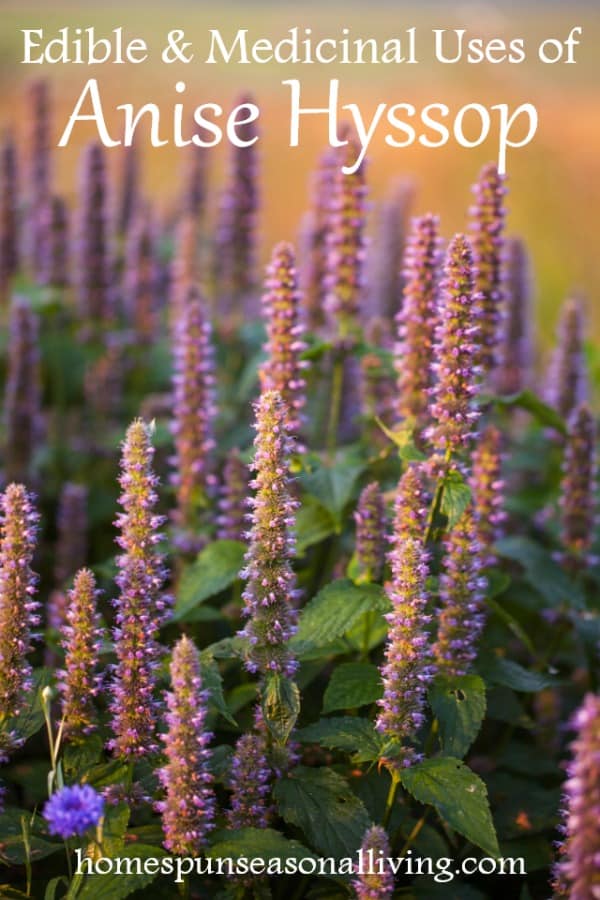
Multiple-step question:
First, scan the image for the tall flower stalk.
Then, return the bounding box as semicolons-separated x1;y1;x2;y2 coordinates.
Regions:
109;419;170;758
354;482;387;583
58;569;103;742
217;449;247;543
238;390;299;679
124;214;158;343
559;404;597;573
38;196;69;289
370;178;414;322
546;296;588;420
469;162;507;380
495;237;533;396
4;297;42;485
76;142;111;330
470;424;505;568
54;483;88;588
157;635;214;854
227;731;272;829
0;484;40;721
353;825;395;900
394;213;441;431
260;242;308;442
433;505;487;677
376;465;433;767
298;146;338;331
0;134;19;297
27;79;52;277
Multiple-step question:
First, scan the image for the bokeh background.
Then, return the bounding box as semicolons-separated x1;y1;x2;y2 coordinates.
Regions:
0;0;598;346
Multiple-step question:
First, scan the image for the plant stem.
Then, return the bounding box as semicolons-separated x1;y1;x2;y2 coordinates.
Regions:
400;810;430;856
326;353;344;455
382;771;401;829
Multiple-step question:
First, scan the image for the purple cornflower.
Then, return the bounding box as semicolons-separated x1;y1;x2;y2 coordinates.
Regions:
58;569;103;741
238;390;300;679
26;80;52;278
433;505;487;677
217;449;248;543
353;825;394;900
552;693;600;900
376;465;433;767
354;482;387;583
170;284;216;543
157;635;215;854
494;237;534;396
3;297;42;485
214;94;259;317
559;404;597;573
470;425;506;568
124;214;159;342
425;234;482;461
370;178;415;322
227;731;272;829
116;144;140;237
54;483;88;588
109;419;171;758
469;162;507;379
76;142;111;328
0;134;19;294
324;138;367;338
43;785;104;840
546;296;588;420
394;214;441;430
38;196;69;289
260;242;308;441
298;147;338;332
0;484;39;720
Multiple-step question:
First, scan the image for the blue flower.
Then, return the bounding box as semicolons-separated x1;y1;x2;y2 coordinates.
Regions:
43;785;104;839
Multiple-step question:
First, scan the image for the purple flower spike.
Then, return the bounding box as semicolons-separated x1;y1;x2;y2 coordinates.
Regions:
376;465;433;767
354;482;387;583
58;569;103;741
76;142;111;328
425;234;482;461
116;144;140;237
124;214;159;343
38;196;69;289
0;484;40;719
217;449;248;543
238;389;299;679
546;296;588;421
44;785;104;839
180;144;208;220
214;94;259;316
495;237;534;396
27;80;52;277
469;162;507;379
4;297;42;485
54;482;88;589
353;825;395;900
109;419;171;758
324;138;368;338
559;405;597;574
433;505;487;678
470;425;506;569
260;242;308;443
370;178;415;322
227;731;272;829
170;213;199;328
170;284;216;543
157;635;215;854
553;693;600;900
395;214;441;430
0;135;19;293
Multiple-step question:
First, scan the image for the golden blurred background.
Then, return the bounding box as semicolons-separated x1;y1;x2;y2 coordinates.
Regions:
0;0;598;345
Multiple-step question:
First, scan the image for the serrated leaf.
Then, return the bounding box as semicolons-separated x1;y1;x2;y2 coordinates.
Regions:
296;717;382;762
208;827;318;865
74;845;167;900
301;456;366;524
274;766;371;860
441;471;472;528
202;660;237;726
293;580;387;649
173;540;246;620
479;657;561;692
261;674;300;744
322;663;382;714
374;417;426;461
399;757;499;858
428;675;486;759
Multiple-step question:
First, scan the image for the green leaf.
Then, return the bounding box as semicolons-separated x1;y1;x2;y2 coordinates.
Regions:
296;717;382;762
274;766;372;860
293;579;387;649
101;803;130;858
0;810;61;866
490;389;566;434
44;877;69;900
374;417;426;461
1;668;53;747
173;540;245;620
63;734;104;778
479;657;561;692
496;536;585;609
75;845;167;900
301;455;366;525
322;663;382;714
428;675;486;759
261;674;301;744
201;660;238;726
207;827;318;866
399;757;499;858
295;495;336;554
441;470;472;528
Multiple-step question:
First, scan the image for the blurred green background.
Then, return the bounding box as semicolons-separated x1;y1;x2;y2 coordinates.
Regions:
0;0;598;347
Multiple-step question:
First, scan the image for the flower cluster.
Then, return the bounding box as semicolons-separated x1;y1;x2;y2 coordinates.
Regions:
370;178;414;322
354;481;387;583
559;404;597;572
124;215;159;342
38;196;69;289
495;237;533;396
298;146;338;331
0;135;19;293
470;424;505;568
4;297;42;485
227;731;272;829
54;482;88;588
353;825;395;900
76;142;111;328
217;448;248;543
546;296;588;421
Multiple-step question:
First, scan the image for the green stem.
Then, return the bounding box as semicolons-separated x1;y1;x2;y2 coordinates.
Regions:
382;771;401;829
326;354;345;455
400;810;429;855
